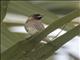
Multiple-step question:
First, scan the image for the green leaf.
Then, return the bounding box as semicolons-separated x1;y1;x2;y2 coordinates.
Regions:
1;0;9;22
1;1;58;53
1;9;80;60
1;23;27;53
21;25;80;60
38;25;80;60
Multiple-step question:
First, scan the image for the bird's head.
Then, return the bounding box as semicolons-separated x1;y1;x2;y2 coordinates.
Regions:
29;14;43;20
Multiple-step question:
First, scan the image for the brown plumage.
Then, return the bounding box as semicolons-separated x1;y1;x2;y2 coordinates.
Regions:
25;14;49;43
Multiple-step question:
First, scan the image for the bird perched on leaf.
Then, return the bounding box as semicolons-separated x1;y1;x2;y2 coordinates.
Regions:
25;14;49;43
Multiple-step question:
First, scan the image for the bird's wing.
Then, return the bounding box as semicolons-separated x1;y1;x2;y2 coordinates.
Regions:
33;22;45;31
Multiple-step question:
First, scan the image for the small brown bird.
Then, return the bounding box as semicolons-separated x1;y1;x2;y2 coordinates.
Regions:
25;14;49;43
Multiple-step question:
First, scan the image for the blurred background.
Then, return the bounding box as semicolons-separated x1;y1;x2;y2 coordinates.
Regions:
1;1;80;60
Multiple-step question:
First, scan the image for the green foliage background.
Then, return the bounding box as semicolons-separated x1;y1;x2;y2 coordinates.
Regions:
1;1;80;60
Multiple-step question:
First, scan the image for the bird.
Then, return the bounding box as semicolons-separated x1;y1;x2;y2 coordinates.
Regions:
24;14;49;43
